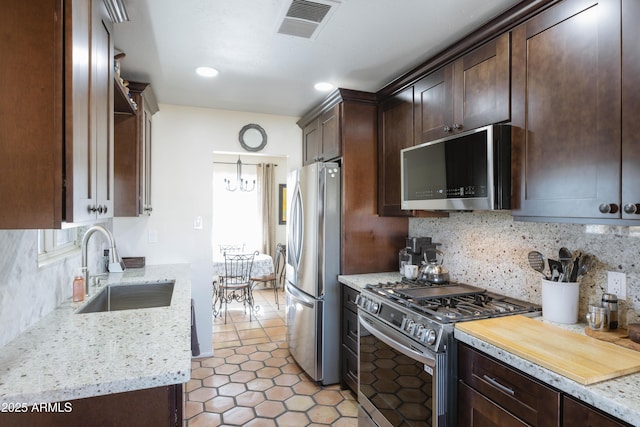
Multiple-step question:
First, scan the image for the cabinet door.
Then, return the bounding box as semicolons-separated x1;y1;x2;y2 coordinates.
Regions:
458;381;529;427
511;0;621;219
621;0;640;219
67;0;114;222
563;396;629;427
92;0;114;219
0;1;64;228
114;94;142;217
302;118;320;165
453;32;510;132
320;103;341;161
142;105;153;214
378;87;415;216
414;66;454;144
66;0;93;223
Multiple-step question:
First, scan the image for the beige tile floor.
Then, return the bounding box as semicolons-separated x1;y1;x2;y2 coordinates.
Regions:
185;286;358;426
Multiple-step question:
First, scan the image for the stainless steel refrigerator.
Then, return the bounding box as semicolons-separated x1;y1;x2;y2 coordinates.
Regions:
285;161;341;385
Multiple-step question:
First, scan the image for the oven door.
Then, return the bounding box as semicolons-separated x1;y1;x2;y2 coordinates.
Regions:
358;311;449;427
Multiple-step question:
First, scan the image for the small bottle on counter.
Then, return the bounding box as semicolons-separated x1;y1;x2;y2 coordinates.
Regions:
72;268;85;302
601;293;618;330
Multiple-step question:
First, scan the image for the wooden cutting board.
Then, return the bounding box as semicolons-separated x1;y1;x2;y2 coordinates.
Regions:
456;315;640;385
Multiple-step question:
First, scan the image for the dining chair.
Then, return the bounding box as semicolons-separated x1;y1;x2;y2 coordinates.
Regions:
212;251;258;324
250;243;286;309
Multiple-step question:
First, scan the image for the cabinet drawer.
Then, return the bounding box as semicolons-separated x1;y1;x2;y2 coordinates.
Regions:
342;306;358;353
458;343;560;426
458;380;528;427
563;395;630;427
342;285;360;314
342;344;358;395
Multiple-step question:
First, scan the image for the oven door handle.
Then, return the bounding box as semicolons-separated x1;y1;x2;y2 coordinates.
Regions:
359;314;436;368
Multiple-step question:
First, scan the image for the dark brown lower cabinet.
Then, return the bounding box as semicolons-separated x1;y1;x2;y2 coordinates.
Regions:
563;395;630;427
341;284;360;396
458;343;560;426
0;384;183;427
458;381;528;427
458;343;632;427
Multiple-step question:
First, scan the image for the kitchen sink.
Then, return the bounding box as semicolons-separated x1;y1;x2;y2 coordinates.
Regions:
77;281;175;314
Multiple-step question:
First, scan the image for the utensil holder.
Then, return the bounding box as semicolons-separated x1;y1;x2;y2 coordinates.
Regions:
541;279;579;324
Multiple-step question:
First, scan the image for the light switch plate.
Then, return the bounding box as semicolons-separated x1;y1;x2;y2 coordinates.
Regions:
607;271;626;299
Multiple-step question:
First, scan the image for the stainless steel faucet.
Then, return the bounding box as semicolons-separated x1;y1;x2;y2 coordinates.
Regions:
81;225;125;296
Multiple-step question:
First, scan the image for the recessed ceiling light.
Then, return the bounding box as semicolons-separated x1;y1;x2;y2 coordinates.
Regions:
196;66;219;78
314;82;334;92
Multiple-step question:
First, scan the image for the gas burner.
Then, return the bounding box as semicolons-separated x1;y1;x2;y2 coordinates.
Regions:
362;280;541;324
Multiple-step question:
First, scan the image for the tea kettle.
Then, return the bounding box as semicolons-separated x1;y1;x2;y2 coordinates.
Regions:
419;249;450;283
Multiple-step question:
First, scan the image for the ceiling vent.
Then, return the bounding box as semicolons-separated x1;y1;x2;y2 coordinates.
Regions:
277;0;341;39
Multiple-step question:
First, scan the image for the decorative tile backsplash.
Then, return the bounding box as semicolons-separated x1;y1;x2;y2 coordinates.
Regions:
410;211;640;325
0;225;110;348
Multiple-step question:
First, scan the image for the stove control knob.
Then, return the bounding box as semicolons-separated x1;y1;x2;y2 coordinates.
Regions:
354;294;362;306
415;324;426;339
404;319;415;333
424;329;437;345
369;301;379;314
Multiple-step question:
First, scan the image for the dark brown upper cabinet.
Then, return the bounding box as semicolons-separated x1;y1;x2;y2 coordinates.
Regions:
298;89;408;274
414;32;510;145
0;0;114;229
378;87;415;216
510;0;637;223
301;103;341;166
115;82;158;217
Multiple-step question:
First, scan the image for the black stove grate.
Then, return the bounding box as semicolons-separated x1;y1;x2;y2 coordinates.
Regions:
365;281;540;323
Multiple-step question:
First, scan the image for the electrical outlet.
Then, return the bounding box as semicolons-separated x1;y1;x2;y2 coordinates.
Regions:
607;271;627;299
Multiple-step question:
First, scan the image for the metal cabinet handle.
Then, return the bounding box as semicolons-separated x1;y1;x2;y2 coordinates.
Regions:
482;374;515;396
453;123;463;130
599;203;619;214
623;203;640;214
443;125;451;133
88;205;98;213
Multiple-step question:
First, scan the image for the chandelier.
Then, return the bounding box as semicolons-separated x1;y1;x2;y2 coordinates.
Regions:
224;158;255;192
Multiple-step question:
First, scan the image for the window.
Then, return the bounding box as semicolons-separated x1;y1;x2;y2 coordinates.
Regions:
212;164;261;255
38;227;80;265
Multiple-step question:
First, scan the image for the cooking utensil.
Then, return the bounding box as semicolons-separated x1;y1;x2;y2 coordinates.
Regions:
548;259;563;281
576;254;593;280
559;247;572;281
569;255;580;282
528;251;547;278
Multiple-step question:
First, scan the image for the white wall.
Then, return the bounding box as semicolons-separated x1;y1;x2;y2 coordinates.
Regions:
114;104;301;357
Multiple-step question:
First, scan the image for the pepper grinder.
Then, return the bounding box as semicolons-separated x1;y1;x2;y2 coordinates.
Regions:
601;293;618;330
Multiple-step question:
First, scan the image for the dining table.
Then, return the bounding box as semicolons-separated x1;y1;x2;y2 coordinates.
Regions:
212;253;275;279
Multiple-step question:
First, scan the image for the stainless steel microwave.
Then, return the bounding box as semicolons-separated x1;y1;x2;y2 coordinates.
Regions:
401;124;511;211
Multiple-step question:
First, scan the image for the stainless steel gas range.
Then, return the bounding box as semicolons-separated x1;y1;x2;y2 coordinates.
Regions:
356;279;541;427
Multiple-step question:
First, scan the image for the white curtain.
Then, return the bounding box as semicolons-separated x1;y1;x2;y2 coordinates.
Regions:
257;163;276;257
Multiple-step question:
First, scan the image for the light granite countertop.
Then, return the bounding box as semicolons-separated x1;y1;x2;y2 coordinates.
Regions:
339;272;640;426
338;272;402;291
0;264;192;405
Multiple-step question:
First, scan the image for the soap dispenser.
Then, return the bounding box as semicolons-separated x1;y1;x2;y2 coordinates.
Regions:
72;268;86;302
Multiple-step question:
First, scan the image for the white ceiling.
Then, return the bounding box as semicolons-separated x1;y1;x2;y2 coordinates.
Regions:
112;0;522;118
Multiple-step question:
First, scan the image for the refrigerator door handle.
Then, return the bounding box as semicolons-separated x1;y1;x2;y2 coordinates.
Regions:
286;282;315;308
288;181;303;271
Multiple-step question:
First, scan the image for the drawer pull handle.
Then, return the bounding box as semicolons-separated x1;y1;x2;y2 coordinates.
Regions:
482;375;515;396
